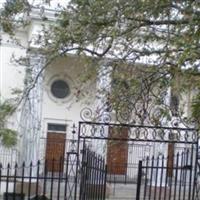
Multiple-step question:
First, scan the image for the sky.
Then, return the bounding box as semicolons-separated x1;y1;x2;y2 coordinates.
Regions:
0;0;69;9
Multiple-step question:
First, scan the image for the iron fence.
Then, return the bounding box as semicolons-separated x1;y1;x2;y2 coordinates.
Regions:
0;152;78;200
0;121;198;200
79;146;107;200
77;141;194;185
78;121;198;144
136;148;197;200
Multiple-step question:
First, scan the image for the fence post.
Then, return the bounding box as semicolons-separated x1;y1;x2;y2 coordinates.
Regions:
136;160;143;200
103;164;108;199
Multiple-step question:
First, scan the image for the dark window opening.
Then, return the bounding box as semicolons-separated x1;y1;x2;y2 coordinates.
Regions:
170;95;179;116
51;80;70;99
48;123;66;132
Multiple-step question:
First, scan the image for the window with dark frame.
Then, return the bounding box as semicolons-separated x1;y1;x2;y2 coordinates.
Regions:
48;123;66;132
51;80;70;99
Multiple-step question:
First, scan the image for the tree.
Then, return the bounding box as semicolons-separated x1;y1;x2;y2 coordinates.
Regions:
1;0;200;126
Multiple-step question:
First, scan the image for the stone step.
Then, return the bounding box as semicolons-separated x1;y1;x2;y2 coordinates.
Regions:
107;175;138;184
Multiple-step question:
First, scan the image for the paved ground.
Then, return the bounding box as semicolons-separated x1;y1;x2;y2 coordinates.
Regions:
0;181;193;200
106;183;193;200
106;183;136;199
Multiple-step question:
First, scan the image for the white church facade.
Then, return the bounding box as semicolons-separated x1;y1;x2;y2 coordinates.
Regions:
0;3;196;182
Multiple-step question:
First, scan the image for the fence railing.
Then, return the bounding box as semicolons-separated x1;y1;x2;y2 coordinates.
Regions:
81;137;194;185
79;147;107;200
136;150;196;200
0;152;78;200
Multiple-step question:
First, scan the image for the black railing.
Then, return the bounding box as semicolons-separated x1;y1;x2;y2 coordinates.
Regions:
136;149;197;200
79;147;107;200
0;152;78;200
78;121;198;144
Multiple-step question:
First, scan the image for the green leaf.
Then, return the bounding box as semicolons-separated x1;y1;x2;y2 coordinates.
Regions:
0;128;17;147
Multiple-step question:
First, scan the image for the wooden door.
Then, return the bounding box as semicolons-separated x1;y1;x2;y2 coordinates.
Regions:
167;143;174;177
107;127;128;175
45;132;66;172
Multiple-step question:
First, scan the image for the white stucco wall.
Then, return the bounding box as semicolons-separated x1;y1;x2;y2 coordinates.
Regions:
0;35;26;100
0;17;98;163
41;56;97;137
0;31;28;133
36;55;97;160
0;32;28;167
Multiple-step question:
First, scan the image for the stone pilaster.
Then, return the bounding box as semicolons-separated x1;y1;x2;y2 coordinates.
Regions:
19;53;45;174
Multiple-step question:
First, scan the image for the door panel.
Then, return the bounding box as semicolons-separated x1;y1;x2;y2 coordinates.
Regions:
107;127;128;175
167;143;174;177
45;132;66;172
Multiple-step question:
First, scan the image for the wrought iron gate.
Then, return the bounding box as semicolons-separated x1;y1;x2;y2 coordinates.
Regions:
136;146;197;200
77;121;199;200
79;145;107;200
1;122;197;200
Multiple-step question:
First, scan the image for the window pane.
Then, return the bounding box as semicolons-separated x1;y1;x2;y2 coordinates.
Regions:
48;124;66;132
51;80;70;99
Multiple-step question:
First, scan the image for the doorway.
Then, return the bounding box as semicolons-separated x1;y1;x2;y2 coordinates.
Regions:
107;127;128;175
45;123;66;172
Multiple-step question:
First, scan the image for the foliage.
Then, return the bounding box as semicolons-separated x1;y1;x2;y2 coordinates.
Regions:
1;0;200;125
0;128;17;147
0;0;29;34
44;0;200;125
0;100;17;147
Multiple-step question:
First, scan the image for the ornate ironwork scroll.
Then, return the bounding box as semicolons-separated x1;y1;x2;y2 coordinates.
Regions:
80;105;112;123
80;104;194;130
78;121;198;143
